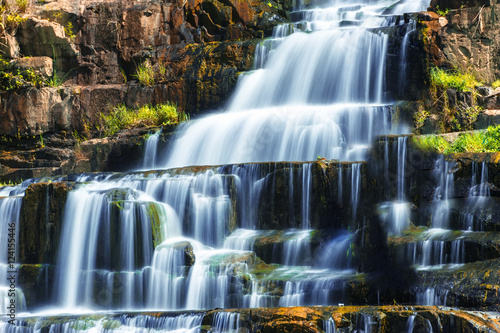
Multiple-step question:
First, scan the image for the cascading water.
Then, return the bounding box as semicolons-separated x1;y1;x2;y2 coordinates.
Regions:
142;130;162;170
378;136;411;235
1;0;432;325
460;162;491;231
0;196;25;315
431;156;455;229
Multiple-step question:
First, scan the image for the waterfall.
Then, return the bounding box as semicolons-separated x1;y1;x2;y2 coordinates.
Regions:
0;197;26;315
0;0;432;318
460;162;491;231
415;287;447;306
399;20;417;96
379;136;410;235
212;312;241;333
142;129;161;170
55;184;160;309
431;156;455;229
405;229;465;267
406;315;416;333
323;318;337;333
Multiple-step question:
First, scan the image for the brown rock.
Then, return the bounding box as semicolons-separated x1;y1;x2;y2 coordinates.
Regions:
11;56;54;78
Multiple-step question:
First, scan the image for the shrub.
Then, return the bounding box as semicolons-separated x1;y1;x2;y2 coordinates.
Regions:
102;103;188;136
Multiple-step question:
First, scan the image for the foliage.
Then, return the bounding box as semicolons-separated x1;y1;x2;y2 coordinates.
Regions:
14;0;29;13
38;134;44;148
435;5;449;17
414;125;500;154
0;179;22;187
0;55;45;91
0;0;29;33
133;60;169;86
414;135;450;153
430;67;481;92
491;79;500;89
101;103;188;136
46;71;63;87
134;60;155;86
64;21;76;40
413;107;429;134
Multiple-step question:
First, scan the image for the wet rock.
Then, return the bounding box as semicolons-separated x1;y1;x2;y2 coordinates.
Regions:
416;258;500;310
18;264;54;309
19;182;73;265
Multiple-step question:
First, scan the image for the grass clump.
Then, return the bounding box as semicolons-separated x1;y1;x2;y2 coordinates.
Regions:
134;60;168;86
415;124;500;154
134;60;156;86
102;103;188;136
430;67;481;92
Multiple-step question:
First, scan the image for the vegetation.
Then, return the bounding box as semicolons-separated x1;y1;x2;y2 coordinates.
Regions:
0;56;45;91
430;67;481;92
134;60;167;86
426;67;483;132
491;79;500;90
134;60;155;86
415;125;500;153
435;6;449;17
101;103;188;136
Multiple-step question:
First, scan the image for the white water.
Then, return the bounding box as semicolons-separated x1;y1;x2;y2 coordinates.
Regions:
0;197;26;315
142;130;161;170
460;162;491;231
378;136;410;235
431;156;455;229
1;0;431;322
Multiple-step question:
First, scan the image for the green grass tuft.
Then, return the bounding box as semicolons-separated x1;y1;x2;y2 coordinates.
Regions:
102;103;188;136
134;60;155;86
430;67;481;92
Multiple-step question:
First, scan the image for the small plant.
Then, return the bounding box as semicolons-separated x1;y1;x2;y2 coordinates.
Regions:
134;60;155;86
120;68;127;83
414;135;451;153
46;71;63;87
413;108;430;133
491;79;500;89
38;134;45;148
14;0;29;13
435;5;449;17
64;21;76;41
101;103;188;136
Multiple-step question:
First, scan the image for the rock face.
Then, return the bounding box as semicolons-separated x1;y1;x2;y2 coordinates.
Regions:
0;126;176;183
0;0;286;137
421;1;500;83
19;182;73;265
